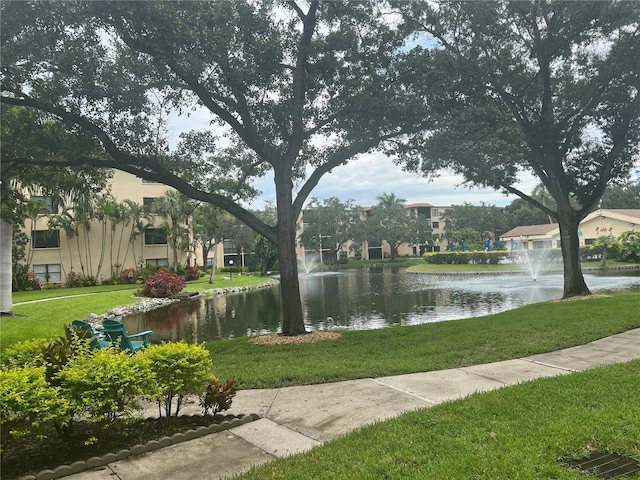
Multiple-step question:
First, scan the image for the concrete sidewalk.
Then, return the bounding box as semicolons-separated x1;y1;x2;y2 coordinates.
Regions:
65;328;640;480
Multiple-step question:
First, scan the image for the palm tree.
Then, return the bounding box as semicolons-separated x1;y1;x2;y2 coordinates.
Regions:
122;200;152;272
152;191;197;271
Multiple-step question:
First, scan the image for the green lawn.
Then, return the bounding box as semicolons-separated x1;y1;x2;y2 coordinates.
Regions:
207;292;640;388
236;360;640;479
2;274;273;351
4;272;640;479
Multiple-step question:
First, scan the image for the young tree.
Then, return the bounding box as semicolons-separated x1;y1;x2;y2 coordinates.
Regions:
441;202;510;244
192;204;223;283
254;235;279;276
151;191;196;271
2;1;429;334
396;1;640;297
363;193;432;261
299;197;363;264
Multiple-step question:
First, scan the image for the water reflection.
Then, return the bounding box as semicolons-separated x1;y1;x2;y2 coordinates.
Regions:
122;268;640;343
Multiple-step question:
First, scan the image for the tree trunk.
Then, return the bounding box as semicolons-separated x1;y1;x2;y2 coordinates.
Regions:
557;211;591;298
0;219;13;315
275;171;307;336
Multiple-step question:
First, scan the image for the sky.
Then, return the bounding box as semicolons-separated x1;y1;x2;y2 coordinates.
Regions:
166;109;540;211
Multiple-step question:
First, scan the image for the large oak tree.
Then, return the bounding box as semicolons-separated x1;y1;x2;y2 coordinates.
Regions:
1;1;429;333
396;0;640;297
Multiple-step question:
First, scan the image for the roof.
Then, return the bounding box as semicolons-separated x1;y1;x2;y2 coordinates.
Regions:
500;224;559;239
595;209;640;222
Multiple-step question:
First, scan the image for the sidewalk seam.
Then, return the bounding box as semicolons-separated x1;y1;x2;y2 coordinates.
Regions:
371;378;440;405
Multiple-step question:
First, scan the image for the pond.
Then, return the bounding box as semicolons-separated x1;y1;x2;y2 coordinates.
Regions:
122;267;640;344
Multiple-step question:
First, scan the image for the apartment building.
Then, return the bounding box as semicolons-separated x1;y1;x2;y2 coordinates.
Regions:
22;170;201;284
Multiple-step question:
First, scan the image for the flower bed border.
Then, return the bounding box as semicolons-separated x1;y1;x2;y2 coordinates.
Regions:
19;413;260;480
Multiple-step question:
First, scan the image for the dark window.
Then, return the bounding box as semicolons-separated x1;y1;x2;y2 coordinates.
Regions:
146;258;169;266
33;264;61;283
32;230;60;249
223;241;237;255
416;207;430;217
31;196;58;214
432;221;439;229
145;228;167;245
143;197;157;208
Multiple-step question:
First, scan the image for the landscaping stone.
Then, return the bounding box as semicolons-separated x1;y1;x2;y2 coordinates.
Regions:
115;449;131;461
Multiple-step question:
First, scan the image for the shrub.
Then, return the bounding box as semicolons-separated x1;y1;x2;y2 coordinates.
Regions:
0;338;48;370
0;366;75;444
140;343;214;422
183;264;200;281
200;378;238;415
59;348;156;425
121;268;137;284
617;231;640;263
40;326;95;386
80;275;98;287
138;263;165;282
142;269;186;298
64;271;83;288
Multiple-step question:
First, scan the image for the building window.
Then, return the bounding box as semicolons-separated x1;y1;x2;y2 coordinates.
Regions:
143;197;158;208
223;241;237;255
432;209;439;217
32;230;60;249
141;179;159;184
145;228;167;245
146;258;169;266
33;264;61;283
31;196;59;214
432;221;439;229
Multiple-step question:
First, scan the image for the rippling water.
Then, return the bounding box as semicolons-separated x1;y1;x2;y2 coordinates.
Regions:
122;267;640;343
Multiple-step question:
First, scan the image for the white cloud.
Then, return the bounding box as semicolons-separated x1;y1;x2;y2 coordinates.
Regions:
247;152;537;209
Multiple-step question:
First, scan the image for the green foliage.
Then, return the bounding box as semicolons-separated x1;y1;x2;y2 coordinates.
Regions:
254;235;278;275
64;271;83;288
138;263;165;281
59;348;156;425
199;378;238;415
39;325;94;386
80;275;98;287
617;231;640;263
0;366;74;445
423;251;505;265
0;338;48;370
140;343;214;421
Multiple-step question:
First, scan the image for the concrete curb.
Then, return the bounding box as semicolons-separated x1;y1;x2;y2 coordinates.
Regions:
19;413;260;480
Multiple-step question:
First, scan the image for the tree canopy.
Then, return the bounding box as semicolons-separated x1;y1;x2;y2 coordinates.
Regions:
395;0;640;297
1;1;430;334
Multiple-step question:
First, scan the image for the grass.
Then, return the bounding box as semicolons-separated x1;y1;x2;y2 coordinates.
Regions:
207;292;640;388
235;360;640;479
3;270;640;479
2;274;273;352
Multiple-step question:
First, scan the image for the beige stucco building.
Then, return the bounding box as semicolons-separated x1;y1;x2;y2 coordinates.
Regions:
499;209;640;250
23;170;210;284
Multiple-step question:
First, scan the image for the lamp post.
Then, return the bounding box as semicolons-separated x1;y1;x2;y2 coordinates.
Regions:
229;260;234;281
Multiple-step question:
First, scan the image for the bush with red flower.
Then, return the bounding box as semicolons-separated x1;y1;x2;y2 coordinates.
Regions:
183;265;200;281
142;269;186;298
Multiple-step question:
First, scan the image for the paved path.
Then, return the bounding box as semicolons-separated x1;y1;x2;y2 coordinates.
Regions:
63;328;640;480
